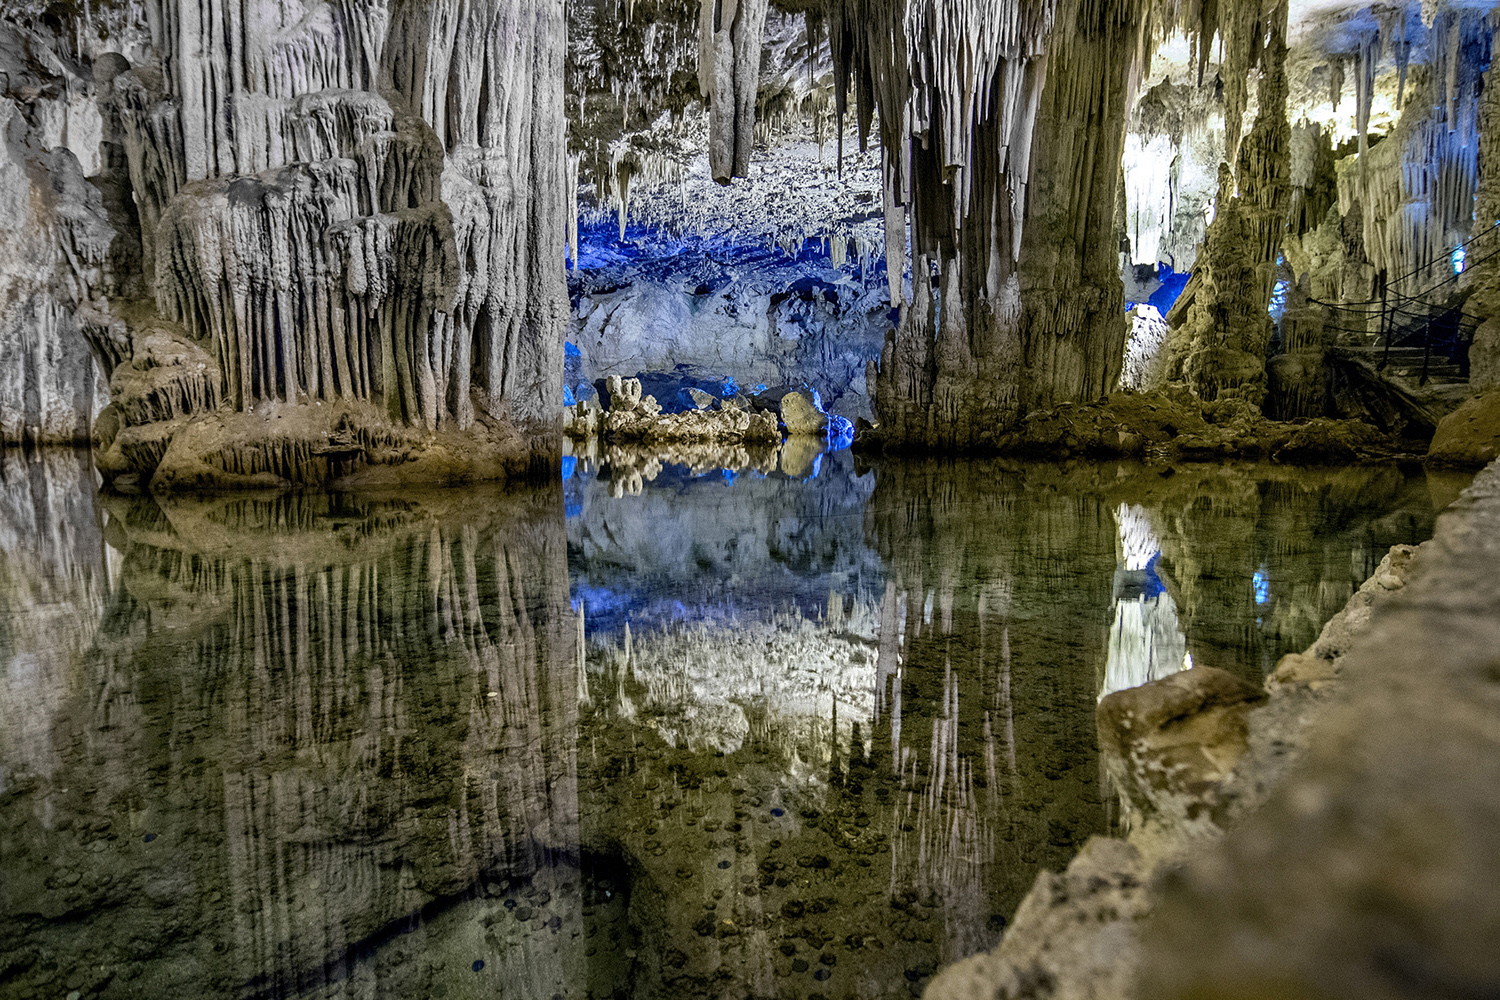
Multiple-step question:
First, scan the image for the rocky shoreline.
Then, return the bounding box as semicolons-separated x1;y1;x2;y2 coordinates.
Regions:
924;472;1473;999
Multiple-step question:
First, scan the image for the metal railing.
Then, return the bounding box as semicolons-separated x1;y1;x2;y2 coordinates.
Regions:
1308;223;1497;385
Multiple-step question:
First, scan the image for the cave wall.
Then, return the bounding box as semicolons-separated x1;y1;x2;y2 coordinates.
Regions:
0;20;125;445
568;231;891;419
3;0;570;488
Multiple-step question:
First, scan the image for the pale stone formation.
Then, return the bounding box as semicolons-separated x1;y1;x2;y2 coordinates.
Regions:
1170;12;1292;408
1467;32;1500;393
1096;667;1267;828
778;389;828;435
569;375;781;445
0;22;123;445
4;0;569;487
1122;78;1225;275
697;0;770;183
828;0;1195;448
1120;305;1172;392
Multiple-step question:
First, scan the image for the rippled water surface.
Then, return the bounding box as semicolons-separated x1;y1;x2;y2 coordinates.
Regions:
0;448;1468;999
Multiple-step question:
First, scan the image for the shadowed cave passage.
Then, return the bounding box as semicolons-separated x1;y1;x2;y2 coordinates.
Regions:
0;447;1462;999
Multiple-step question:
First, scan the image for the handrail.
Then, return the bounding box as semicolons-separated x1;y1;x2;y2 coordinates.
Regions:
1387;218;1500;288
1309;226;1500;312
1305;264;1477;387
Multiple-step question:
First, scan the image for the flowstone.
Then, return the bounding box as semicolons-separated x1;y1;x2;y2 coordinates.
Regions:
5;0;570;488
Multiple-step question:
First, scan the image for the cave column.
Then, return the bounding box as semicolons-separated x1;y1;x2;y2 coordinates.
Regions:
1174;0;1292;407
1469;27;1500;391
865;0;1154;450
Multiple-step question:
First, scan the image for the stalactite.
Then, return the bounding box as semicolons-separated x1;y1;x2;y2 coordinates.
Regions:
698;0;770;182
1354;26;1379;198
1336;8;1489;295
103;0;569;484
1123;77;1223;273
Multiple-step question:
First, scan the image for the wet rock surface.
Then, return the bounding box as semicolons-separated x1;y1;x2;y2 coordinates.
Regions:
1427;391;1500;467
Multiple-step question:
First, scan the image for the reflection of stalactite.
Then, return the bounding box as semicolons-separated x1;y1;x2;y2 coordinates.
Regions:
863;460;1115;956
3;485;576;997
0;450;113;787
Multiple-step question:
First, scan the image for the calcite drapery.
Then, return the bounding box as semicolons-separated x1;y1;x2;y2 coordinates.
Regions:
99;0;569;484
830;0;1152;448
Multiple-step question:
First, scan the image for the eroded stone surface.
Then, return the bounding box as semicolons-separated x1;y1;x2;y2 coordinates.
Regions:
1139;460;1500;1000
1097;667;1267;829
1428;391;1500;467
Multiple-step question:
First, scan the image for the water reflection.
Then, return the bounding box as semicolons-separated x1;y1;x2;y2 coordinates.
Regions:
1103;504;1189;698
0;449;1458;999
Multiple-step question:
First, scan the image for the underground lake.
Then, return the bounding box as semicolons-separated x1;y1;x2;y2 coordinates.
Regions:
0;447;1468;999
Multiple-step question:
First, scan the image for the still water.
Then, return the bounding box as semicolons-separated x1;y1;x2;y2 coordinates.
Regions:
0;447;1466;1000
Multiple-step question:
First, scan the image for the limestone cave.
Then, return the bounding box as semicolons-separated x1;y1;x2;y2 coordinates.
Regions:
1;1;1498;998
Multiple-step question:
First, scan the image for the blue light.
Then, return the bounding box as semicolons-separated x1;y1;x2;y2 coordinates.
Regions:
827;414;855;450
1268;279;1290;321
561;455;576;480
1147;265;1190;314
1142;553;1165;599
563;384;576;405
1453;245;1467;274
565;341;582;358
720;376;739;397
1253;569;1270;605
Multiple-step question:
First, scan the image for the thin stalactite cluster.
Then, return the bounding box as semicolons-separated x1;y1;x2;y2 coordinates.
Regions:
78;0;571;487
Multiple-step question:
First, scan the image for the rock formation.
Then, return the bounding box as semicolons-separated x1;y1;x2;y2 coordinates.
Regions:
3;0;569;488
5;0;1500;473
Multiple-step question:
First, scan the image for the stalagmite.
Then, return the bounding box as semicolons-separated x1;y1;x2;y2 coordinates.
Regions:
1171;0;1292;406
